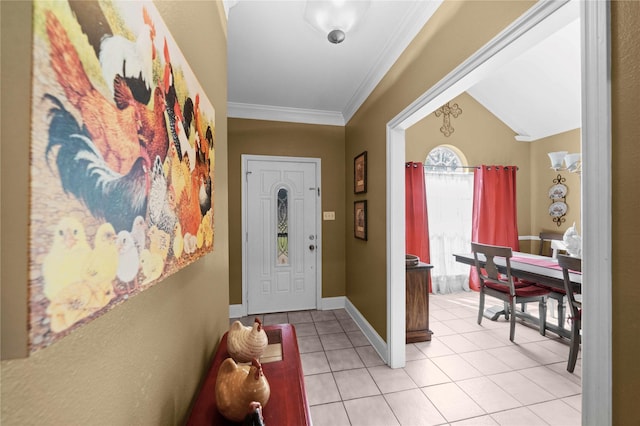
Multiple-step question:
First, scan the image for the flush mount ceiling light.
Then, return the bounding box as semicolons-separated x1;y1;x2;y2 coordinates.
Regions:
304;0;370;44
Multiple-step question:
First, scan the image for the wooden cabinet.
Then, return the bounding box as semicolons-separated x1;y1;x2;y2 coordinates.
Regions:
406;262;433;343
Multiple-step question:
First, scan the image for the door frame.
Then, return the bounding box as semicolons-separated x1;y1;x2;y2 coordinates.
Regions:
386;1;610;424
241;154;323;317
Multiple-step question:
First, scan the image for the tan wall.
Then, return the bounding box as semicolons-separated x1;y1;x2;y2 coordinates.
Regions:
227;118;346;304
345;0;535;340
611;1;640;423
405;92;532;246
0;1;230;424
529;129;581;242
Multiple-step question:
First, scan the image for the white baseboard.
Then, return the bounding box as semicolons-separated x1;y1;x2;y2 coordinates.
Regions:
344;298;388;364
229;304;245;319
320;296;346;310
228;296;347;318
228;297;389;365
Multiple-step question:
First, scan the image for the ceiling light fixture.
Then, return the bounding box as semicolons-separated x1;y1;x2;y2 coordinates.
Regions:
304;0;370;45
548;151;582;173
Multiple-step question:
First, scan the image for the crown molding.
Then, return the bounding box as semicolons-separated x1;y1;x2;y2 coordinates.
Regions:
228;102;345;126
342;0;443;124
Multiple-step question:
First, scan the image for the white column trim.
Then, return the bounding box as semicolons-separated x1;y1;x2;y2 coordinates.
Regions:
580;1;612;424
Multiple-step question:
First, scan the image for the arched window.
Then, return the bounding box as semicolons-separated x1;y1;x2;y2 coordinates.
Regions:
425;145;466;173
424;145;473;293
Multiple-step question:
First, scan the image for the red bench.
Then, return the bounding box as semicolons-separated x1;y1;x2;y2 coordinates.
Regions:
187;323;311;425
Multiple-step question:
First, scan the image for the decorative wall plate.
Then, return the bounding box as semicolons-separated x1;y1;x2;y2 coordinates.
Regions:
548;183;568;199
549;201;568;217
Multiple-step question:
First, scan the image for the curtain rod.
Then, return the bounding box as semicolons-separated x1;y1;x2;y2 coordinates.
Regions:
420;164;519;171
423;165;479;169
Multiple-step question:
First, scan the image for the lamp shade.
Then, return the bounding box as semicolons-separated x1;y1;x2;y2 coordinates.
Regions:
564;153;581;172
304;0;370;41
548;151;568;170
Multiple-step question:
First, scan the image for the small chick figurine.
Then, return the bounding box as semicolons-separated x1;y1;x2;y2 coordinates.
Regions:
227;318;269;363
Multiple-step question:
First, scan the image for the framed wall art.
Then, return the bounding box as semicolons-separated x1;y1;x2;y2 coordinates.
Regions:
28;0;216;353
354;200;368;240
354;151;367;194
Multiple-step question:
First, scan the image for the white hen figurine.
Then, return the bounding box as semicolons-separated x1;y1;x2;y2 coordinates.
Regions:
227;318;268;363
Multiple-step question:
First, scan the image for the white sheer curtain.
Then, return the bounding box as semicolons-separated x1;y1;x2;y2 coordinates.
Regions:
425;171;474;294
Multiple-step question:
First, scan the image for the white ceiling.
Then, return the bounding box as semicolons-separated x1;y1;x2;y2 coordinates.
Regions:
227;0;581;140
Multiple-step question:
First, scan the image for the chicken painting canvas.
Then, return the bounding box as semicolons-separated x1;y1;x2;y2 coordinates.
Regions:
28;0;215;353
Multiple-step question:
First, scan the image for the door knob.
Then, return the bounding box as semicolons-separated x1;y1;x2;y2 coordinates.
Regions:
309;245;315;251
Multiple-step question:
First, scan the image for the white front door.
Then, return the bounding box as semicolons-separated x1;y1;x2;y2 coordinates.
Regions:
244;156;320;314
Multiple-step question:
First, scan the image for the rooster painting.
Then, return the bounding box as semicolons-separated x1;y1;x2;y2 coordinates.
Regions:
28;0;216;353
46;11;143;176
45;94;150;233
67;0;157;106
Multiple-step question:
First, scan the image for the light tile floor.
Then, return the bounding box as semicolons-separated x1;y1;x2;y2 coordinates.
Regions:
231;291;581;425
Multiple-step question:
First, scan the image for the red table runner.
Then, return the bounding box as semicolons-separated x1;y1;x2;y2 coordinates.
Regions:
511;256;581;274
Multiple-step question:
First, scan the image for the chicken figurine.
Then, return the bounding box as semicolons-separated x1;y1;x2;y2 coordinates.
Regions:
215;358;270;423
227;318;269;363
563;222;582;257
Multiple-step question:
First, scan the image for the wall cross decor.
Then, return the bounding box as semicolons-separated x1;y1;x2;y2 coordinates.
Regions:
434;102;462;137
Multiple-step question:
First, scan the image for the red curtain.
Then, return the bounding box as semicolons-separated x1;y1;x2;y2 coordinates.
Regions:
470;165;520;290
405;162;432;292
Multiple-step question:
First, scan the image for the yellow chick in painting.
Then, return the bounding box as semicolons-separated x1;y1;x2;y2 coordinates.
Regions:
140;249;164;285
202;210;214;248
172;222;183;259
130;215;147;255
84;222;119;289
42;217;92;301
115;230;140;293
148;224;171;260
196;222;204;249
47;280;114;333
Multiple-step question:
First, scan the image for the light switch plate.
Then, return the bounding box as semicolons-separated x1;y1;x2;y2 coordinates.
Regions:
323;211;335;220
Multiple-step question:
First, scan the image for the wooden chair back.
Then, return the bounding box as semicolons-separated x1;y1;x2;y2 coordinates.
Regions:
471;242;514;295
556;254;582;372
539;232;564;256
557;254;582;296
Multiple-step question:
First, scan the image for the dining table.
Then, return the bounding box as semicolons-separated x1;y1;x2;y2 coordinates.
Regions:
453;251;582;339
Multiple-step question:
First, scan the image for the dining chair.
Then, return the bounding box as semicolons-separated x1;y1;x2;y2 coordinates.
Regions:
557;254;582;373
520;232;568;332
472;242;550;342
539;232;564;257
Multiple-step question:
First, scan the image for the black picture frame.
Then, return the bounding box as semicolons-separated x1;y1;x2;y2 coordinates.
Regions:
354;151;367;194
354;200;367;240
